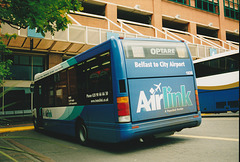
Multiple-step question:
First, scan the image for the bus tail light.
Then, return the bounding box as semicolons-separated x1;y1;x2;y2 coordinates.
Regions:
117;97;131;123
195;90;200;111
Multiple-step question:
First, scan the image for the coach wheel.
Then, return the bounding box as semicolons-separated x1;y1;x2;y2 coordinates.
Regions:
77;123;88;145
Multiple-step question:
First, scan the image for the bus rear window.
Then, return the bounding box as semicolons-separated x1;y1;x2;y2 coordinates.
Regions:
122;40;189;59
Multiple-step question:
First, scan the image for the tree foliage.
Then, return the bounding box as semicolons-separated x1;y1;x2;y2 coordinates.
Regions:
0;0;83;85
0;34;16;86
0;0;84;36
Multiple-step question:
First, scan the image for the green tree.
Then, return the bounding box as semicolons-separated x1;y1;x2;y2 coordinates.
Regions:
0;34;15;85
0;0;84;85
0;0;83;35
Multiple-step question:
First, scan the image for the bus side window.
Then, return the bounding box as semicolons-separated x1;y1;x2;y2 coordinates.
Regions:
48;86;55;106
76;51;113;105
41;75;55;107
226;55;239;72
99;69;110;91
76;61;87;105
33;83;40;108
89;72;99;93
55;70;68;106
68;66;78;105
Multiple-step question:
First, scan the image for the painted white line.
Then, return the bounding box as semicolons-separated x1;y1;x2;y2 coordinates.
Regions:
173;134;239;142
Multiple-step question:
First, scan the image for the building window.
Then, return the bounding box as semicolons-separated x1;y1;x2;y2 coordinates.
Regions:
226;32;239;42
197;25;218;38
7;54;45;81
169;0;191;5
0;87;31;115
81;2;105;16
163;19;189;32
195;0;219;14
117;9;152;25
224;0;239;20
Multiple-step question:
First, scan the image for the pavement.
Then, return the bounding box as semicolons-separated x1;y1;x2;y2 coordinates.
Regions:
0;115;34;133
201;111;239;117
0;112;239;134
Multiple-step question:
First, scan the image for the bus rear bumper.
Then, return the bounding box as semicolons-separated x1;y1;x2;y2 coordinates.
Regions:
87;112;201;143
115;112;202;143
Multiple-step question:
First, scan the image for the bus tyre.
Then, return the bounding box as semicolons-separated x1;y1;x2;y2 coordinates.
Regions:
77;123;88;145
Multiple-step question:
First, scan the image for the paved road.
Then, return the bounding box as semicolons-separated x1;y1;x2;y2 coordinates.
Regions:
0;114;239;162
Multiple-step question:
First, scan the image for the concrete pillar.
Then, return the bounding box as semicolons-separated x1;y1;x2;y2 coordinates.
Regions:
105;3;118;31
48;53;62;69
189;22;197;36
152;0;163;38
188;22;197;43
218;0;226;43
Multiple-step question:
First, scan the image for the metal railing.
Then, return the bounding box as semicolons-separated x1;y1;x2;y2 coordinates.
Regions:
1;11;238;59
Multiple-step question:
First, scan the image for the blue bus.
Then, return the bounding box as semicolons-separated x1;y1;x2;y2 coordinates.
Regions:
193;50;239;113
32;38;201;144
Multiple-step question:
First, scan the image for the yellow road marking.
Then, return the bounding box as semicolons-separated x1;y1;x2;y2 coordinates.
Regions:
0;150;18;162
0;126;34;133
173;134;239;142
201;113;214;116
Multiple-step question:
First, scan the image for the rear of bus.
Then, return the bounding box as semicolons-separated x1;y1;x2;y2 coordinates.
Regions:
114;38;201;142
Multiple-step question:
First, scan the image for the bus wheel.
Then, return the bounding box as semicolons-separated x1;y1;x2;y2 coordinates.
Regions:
231;111;238;113
77;123;88;145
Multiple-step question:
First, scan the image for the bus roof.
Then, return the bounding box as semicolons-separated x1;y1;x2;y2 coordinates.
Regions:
34;38;186;82
193;50;239;64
